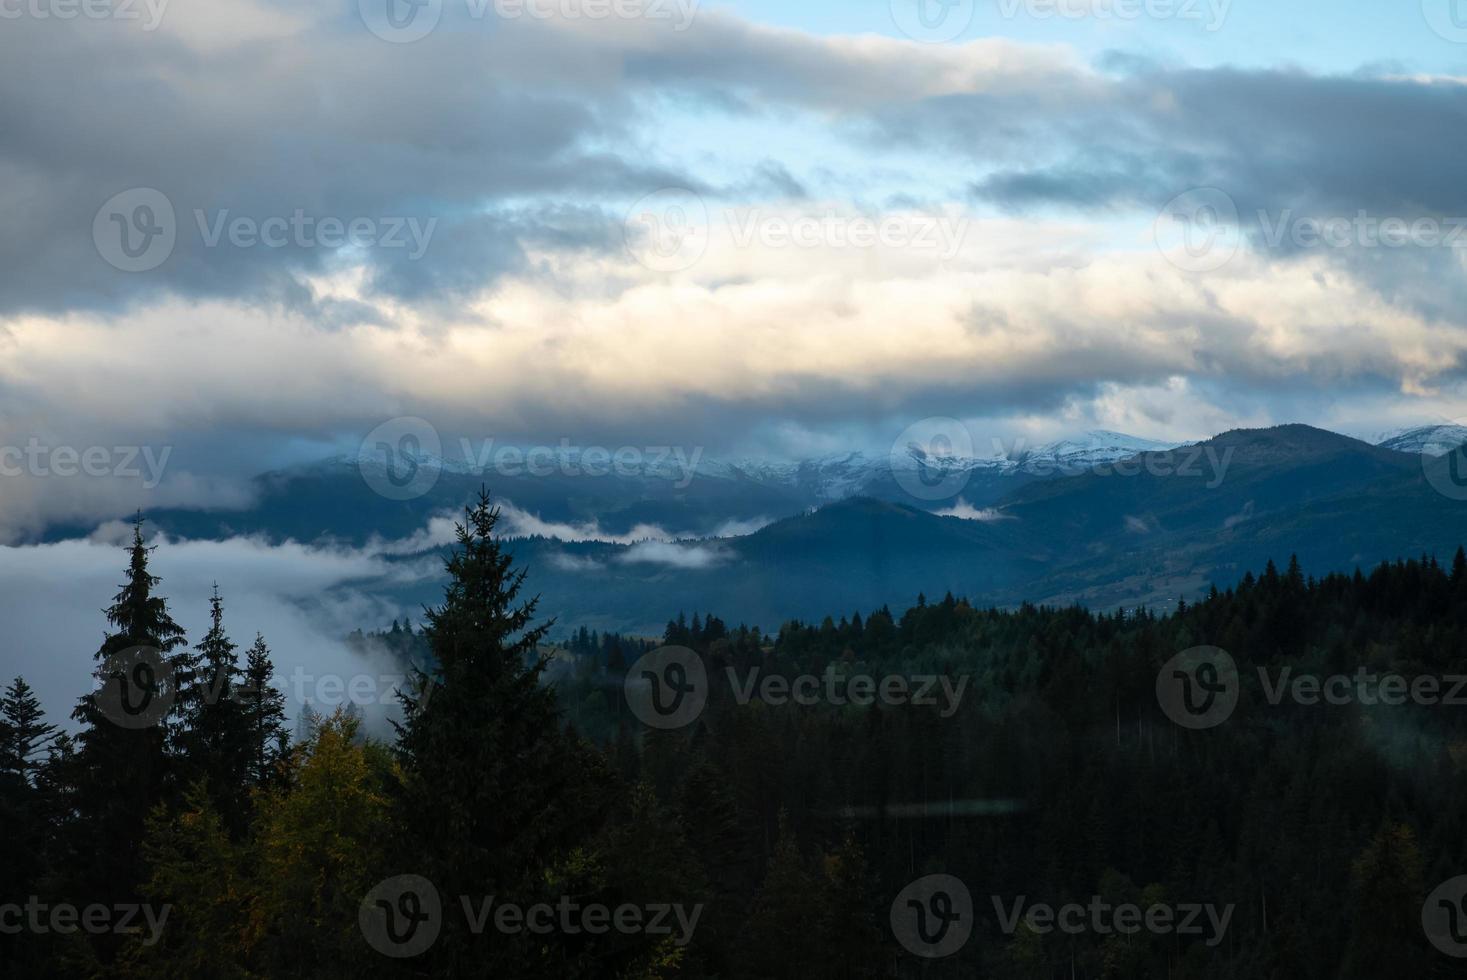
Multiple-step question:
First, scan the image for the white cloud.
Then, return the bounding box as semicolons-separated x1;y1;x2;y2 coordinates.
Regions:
933;499;1011;521
617;540;729;569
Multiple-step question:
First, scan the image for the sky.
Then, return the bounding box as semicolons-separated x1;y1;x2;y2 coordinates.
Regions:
4;0;1467;540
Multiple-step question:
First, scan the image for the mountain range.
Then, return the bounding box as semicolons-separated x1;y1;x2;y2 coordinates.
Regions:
94;423;1467;634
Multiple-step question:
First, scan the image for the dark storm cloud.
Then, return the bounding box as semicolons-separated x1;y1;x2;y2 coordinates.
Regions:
960;67;1467;218
0;10;693;316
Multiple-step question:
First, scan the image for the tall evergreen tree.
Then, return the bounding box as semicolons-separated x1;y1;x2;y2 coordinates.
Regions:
1;675;56;785
66;516;187;923
178;586;254;825
238;633;288;787
390;491;611;971
0;674;58;960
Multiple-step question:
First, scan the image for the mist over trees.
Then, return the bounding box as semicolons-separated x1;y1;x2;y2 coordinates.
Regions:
3;498;1466;976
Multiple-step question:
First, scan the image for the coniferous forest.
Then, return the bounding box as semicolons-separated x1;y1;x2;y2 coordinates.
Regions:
1;490;1465;977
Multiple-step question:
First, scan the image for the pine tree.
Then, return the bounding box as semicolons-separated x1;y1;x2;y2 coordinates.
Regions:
66;515;188;943
238;633;288;787
390;490;612;970
1;676;56;785
738;812;827;977
0;674;58;959
178;586;255;825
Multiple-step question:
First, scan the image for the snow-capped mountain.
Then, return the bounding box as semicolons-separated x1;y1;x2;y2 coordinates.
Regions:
1003;430;1184;474
707;430;1185;501
1374;424;1467;457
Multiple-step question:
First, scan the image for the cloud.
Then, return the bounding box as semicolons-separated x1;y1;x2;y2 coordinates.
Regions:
617;540;729;569
4;5;1467;538
933;499;1011;521
494;502;675;544
549;551;605;572
0;526;445;734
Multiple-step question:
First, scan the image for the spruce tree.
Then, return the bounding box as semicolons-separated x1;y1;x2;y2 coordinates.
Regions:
391;490;611;970
67;516;187;926
238;633;288;787
1;675;56;785
0;674;58;953
178;586;253;824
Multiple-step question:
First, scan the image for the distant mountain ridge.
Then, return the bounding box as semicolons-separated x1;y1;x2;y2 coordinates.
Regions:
74;422;1467;633
496;423;1467;631
1374;423;1467;457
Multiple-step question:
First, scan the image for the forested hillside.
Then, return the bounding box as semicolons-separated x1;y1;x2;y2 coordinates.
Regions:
4;495;1466;977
